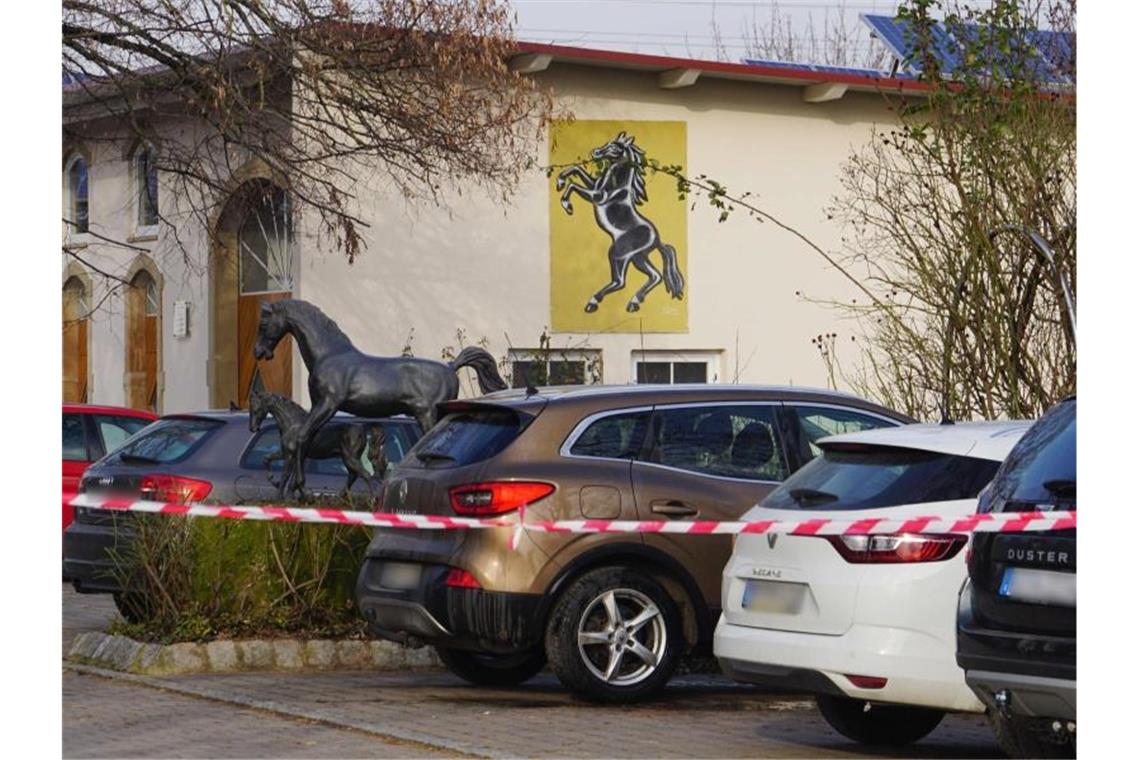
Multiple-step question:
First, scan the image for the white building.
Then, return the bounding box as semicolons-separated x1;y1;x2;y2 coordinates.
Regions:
63;43;922;414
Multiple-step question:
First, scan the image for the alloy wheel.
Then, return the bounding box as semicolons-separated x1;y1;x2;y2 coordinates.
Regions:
576;587;666;686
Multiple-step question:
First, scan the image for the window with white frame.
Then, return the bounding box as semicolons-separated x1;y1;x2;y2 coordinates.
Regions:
509;348;601;388
632;350;722;384
134;144;159;231
64;153;89;236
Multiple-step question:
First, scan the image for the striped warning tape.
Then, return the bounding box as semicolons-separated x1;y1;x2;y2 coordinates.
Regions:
68;494;1076;536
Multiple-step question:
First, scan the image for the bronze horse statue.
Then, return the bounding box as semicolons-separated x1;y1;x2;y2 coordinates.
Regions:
248;389;386;501
253;299;507;483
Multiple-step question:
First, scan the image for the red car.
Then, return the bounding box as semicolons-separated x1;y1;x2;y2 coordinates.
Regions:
62;404;157;530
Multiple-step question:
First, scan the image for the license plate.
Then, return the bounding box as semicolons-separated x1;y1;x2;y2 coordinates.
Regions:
378;562;422;590
742;579;806;614
999;567;1076;607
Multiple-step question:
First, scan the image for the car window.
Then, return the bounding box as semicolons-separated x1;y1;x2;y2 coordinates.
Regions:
408;408;529;467
110;417;223;464
762;446;1001;511
790;405;896;461
568;411;650;460
241;428;350;475
646;405;788;481
988;399;1075;507
94;414;152;453
63;413;88;461
362;422;420;476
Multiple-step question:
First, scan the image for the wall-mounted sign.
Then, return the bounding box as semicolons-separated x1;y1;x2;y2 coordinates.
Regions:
173;300;190;338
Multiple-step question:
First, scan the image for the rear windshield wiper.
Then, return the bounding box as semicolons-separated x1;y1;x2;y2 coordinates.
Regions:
118;453;161;465
787;487;839;505
414;450;456;464
1043;479;1077;498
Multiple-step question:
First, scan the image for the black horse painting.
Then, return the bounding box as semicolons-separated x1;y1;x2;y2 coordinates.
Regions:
556;131;684;313
253;299;507;484
248;389;386;501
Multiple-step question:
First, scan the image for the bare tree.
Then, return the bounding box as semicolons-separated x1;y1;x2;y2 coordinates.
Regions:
821;0;1076;420
63;0;553;270
709;1;892;69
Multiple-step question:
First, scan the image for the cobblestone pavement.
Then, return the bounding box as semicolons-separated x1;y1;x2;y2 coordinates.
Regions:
64;670;450;758
62;585;1002;759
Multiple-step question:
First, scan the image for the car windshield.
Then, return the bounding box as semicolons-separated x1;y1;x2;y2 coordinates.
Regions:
108;417;223;464
988;399;1076;506
761;445;1001;511
408;409;529;467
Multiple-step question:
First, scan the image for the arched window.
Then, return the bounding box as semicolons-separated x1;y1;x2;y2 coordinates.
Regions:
239;185;294;294
63;276;90;402
134;144;159;229
65;154;89;234
126;268;160;411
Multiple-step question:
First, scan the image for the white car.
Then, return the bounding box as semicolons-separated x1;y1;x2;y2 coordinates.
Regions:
714;420;1030;746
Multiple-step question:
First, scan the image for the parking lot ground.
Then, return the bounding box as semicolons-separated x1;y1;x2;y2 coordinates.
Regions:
62;585;1002;759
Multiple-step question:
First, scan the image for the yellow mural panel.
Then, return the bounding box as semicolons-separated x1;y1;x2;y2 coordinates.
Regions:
549;120;687;333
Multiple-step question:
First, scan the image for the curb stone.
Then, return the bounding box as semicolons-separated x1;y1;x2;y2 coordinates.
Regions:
67;631;442;676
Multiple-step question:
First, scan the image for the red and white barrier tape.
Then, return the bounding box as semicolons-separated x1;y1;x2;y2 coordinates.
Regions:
69;494;1076;537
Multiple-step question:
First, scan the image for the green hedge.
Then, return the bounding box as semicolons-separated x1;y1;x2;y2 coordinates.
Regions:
108;514;371;643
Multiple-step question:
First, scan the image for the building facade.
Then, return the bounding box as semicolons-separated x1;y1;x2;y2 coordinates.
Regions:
63;44;917;413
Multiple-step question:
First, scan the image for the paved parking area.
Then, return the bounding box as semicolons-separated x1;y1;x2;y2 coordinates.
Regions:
62;585;1002;758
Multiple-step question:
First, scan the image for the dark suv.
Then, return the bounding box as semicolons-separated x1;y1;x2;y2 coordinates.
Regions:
957;397;1076;758
355;384;911;702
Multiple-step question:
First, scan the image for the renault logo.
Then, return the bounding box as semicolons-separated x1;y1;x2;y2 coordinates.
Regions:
395;479;408;505
767;534;779;549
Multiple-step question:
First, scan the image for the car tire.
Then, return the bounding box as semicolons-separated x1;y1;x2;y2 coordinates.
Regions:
815;695;945;746
435;647;546;687
990;712;1075;759
544;566;683;703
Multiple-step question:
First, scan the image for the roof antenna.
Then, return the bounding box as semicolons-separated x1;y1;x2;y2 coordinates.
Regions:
938;404;954;425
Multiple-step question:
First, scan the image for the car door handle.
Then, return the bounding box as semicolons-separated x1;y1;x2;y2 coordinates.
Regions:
651;501;699;517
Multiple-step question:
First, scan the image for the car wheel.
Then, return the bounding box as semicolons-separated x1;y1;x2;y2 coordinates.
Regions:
990;712;1075;759
544;566;682;703
435;647;546;687
815;695;945;746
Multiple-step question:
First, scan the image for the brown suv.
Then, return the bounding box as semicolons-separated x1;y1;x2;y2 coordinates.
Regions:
356;384;911;701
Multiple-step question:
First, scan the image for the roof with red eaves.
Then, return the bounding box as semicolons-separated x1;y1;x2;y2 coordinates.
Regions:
511;41;932;97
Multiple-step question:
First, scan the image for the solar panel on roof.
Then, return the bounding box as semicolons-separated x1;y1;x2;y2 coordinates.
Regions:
859;13;1073;86
741;59;907;80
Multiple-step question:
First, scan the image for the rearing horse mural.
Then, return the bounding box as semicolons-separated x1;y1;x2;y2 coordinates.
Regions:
556;131;685;314
253;299;507;485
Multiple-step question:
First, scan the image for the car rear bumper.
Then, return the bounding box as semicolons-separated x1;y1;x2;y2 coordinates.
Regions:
714;616;983;713
63;521;124;594
964;670;1076;722
356;557;544;654
956;582;1075;721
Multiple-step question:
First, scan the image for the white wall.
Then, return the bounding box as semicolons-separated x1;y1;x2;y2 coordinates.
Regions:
296;65;889;399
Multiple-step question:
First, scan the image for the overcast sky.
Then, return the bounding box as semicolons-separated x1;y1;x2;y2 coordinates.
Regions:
509;0;905;65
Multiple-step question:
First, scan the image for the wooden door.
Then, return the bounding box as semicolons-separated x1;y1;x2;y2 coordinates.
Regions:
62;279;88;403
126;272;159;411
237;291;292;407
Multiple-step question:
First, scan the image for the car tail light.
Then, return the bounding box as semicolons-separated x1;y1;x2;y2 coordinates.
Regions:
445;568;482;589
824;533;966;563
844;674;888;689
139;475;213;504
448;482;554;516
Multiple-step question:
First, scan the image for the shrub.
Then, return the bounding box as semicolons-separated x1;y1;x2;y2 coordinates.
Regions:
107;514;371;643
